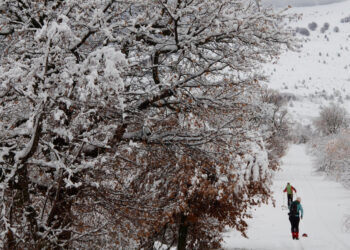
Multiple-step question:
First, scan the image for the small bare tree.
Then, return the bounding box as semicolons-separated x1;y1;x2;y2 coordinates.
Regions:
314;103;349;135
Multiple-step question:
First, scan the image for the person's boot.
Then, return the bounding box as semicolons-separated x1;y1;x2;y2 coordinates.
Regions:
295;232;299;240
292;232;296;239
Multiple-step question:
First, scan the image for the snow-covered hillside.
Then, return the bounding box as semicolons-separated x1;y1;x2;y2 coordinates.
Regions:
224;0;350;249
262;0;346;8
265;0;350;125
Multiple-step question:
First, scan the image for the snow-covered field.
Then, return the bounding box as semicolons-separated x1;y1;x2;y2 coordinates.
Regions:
265;0;350;125
223;145;350;250
223;0;350;249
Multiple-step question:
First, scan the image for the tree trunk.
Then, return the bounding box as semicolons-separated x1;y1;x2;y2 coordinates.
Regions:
177;214;188;250
5;229;16;250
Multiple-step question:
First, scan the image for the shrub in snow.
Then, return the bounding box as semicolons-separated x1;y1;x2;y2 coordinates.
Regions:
291;124;312;144
281;93;297;101
340;16;350;23
321;22;330;33
0;0;297;249
333;89;341;97
314;103;349;136
309;130;350;185
338;96;344;104
334;26;340;33
343;214;350;232
296;27;310;36
308;22;318;31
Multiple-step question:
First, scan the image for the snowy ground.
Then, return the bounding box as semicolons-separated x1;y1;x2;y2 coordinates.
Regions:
223;144;350;250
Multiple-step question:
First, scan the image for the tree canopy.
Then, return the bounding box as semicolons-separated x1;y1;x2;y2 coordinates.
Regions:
0;0;295;248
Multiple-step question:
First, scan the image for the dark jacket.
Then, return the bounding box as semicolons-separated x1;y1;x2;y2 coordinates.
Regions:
289;200;303;218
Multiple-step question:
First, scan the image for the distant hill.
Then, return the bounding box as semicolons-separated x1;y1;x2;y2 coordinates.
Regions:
262;0;346;8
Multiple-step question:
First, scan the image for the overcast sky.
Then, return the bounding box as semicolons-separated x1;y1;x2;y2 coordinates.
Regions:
261;0;346;7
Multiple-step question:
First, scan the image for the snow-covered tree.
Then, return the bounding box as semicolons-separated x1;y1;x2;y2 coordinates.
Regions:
261;89;291;170
309;130;350;185
0;0;295;248
314;103;349;135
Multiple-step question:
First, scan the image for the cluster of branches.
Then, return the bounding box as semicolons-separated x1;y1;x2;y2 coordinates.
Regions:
0;0;295;249
314;103;349;136
261;89;292;170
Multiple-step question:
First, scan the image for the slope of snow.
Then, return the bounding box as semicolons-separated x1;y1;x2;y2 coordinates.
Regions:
223;145;350;249
264;0;350;126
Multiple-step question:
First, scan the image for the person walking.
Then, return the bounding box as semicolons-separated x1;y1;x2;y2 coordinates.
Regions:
288;197;303;240
283;182;297;207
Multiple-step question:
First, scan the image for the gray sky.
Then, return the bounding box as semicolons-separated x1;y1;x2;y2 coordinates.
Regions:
261;0;346;7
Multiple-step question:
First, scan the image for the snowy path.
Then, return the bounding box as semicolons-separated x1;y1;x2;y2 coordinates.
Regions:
223;144;350;250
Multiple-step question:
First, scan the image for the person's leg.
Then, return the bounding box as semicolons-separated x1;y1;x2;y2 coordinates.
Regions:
289;216;294;239
287;194;292;207
295;217;300;239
